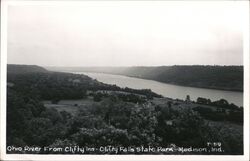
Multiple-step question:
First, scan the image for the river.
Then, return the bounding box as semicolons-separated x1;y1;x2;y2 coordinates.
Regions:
73;72;243;106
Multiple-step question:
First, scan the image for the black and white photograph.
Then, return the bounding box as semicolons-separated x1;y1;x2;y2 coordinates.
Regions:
0;0;249;161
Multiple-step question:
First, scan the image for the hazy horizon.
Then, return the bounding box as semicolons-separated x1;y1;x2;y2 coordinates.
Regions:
8;1;246;66
7;63;244;68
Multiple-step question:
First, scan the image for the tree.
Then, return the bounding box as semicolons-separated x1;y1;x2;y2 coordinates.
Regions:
185;95;190;103
93;93;102;102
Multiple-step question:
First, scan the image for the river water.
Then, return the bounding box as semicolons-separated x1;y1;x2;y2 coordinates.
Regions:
73;72;243;106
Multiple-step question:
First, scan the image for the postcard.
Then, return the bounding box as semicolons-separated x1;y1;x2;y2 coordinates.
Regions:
1;0;249;161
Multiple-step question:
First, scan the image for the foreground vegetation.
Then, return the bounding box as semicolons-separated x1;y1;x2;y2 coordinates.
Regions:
7;65;243;155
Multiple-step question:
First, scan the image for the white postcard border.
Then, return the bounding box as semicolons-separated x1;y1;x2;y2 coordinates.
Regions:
1;1;249;161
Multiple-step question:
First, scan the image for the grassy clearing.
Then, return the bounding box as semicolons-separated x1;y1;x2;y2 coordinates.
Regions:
43;97;95;116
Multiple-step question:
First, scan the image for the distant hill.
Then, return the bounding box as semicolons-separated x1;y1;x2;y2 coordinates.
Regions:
7;64;48;74
48;65;243;91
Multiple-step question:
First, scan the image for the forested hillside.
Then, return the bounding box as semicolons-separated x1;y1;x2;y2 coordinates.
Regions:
7;64;243;155
8;64;48;74
52;66;243;91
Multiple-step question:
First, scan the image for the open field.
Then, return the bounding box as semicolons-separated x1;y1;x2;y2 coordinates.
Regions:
43;97;94;116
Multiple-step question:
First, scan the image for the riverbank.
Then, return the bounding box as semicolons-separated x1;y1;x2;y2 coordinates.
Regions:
46;65;243;92
72;72;243;106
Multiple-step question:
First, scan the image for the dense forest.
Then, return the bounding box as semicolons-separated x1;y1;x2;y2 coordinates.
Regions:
50;65;243;91
7;64;243;155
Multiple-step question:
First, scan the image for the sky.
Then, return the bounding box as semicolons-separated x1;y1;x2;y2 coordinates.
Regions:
7;1;246;67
